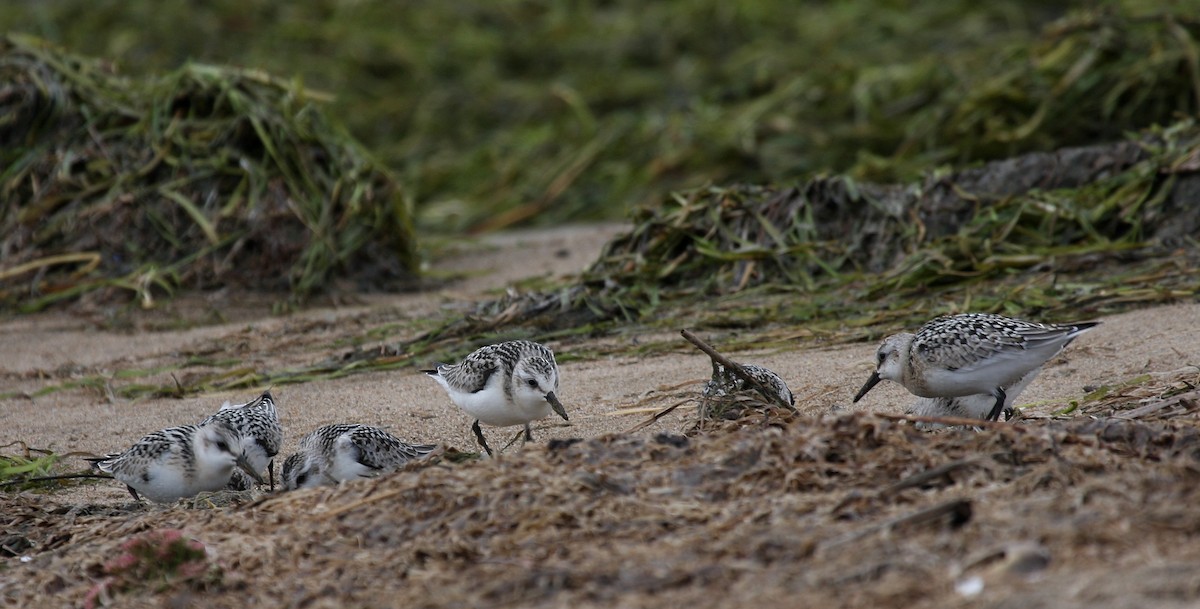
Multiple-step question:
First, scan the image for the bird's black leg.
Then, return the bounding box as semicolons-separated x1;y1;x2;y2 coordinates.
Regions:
268;460;275;492
985;387;1008;422
472;419;494;456
125;485;141;501
523;423;533;443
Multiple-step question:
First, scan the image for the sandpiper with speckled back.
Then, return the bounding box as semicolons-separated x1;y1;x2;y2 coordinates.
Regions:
854;313;1100;421
201;390;282;490
424;340;568;456
281;424;438;490
86;420;264;503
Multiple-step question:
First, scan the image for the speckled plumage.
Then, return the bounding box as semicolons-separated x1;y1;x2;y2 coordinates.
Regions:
703;362;795;408
201;390;283;490
281;424;438;490
424;340;568;456
87;420;261;503
855;313;1100;421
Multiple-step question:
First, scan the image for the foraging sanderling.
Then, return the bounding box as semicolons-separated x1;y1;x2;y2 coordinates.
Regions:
280;424;438;490
424;340;568;456
201;390;282;490
703;362;795;409
87;420;263;503
854;313;1100;421
905;369;1038;428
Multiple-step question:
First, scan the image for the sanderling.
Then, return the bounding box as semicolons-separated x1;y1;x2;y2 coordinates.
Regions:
854;313;1100;421
703;362;795;409
905;369;1038;429
201;390;283;490
86;420;263;503
424;340;568;456
280;424;438;490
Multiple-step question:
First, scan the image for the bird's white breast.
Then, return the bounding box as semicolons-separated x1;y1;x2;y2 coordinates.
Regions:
438;372;551;427
128;458;232;503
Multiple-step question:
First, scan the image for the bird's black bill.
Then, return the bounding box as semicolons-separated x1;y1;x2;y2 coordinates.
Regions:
546;392;569;421
853;371;882;403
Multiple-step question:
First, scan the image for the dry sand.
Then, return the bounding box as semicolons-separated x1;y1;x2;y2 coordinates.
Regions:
2;223;1199;608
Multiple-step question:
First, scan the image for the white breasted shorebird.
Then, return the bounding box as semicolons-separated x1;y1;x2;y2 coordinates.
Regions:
201;390;283;490
854;313;1101;421
86;420;264;503
280;424;438;490
424;340;568;456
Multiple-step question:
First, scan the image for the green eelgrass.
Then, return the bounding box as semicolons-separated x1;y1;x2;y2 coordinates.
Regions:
0;35;417;312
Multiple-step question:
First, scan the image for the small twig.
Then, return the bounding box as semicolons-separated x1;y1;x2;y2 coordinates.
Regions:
0;472;113;489
819;499;973;553
888;498;973;529
877;456;986;498
1113;389;1200;420
624;398;694;433
497;421;571;451
0;440;33;455
680;329;796;412
500;429;525;452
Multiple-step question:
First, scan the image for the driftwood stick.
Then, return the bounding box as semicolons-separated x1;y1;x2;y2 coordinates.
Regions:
1113;389;1200;420
0;472;113;489
680;328;795;412
877;456;986;498
625;398;694;433
819;498;973;553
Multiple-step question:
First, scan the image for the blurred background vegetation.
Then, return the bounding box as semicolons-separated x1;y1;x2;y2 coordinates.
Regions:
6;0;1197;234
3;0;1198;392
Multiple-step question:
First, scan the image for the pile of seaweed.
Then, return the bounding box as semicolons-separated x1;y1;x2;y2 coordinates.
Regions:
20;124;1195;400
0;35;417;312
585;133;1197;299
436;123;1200;352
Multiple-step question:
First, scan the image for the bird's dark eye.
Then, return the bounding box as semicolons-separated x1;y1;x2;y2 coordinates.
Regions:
876;352;886;364
217;440;230;452
526;379;539;388
295;473;308;486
